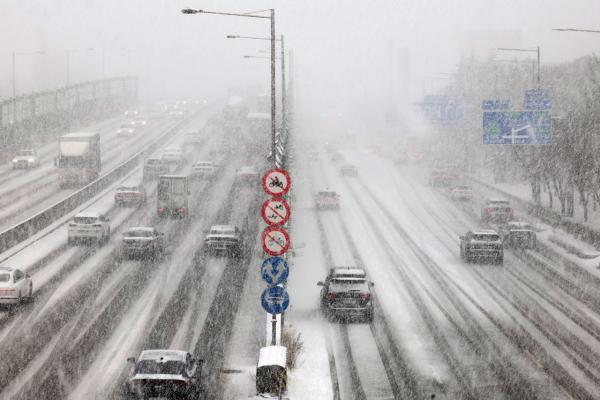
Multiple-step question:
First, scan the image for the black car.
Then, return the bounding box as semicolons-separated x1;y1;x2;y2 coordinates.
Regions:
318;267;374;322
460;230;503;264
121;227;165;260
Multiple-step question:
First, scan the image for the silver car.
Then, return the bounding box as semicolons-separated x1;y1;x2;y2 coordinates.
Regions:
0;267;33;305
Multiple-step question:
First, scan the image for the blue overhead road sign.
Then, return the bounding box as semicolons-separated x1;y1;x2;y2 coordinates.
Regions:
483;111;552;144
482;99;512;110
524;89;551;110
261;286;290;314
261;257;289;286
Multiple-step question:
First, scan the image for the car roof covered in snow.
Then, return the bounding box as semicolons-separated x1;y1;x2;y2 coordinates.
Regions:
471;229;499;235
139;349;187;362
211;225;236;231
332;267;366;276
257;345;287;368
126;227;154;232
74;212;100;219
506;221;533;229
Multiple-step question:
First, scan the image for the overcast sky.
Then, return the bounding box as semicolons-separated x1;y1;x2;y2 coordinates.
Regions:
2;0;599;133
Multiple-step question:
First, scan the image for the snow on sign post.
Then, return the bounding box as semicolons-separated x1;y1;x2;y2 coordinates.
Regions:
261;226;290;257
262;168;291;197
261;197;291;226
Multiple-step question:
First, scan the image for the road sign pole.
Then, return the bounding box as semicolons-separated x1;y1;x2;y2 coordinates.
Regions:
271;313;277;345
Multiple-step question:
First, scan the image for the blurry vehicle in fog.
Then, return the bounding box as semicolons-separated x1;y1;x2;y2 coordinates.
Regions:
184;131;203;146
460;230;503;264
131;118;147;127
168;109;185;118
57;132;101;188
340;164;358;177
209;139;232;157
498;221;536;249
115;186;146;207
117;123;136;137
318;266;374;322
68;212;111;245
143;158;169;181
0;267;32;305
235;166;259;185
204;225;243;257
161;147;183;165
123;110;139;117
192;161;215;180
481;199;514;223
125;350;203;399
12;149;40;169
157;175;189;218
121;227;165;260
450;185;473;201
331;152;344;163
315;191;340;210
428;168;451;188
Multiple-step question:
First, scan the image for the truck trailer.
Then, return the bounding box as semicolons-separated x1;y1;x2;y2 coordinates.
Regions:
57;132;101;188
157;175;189;218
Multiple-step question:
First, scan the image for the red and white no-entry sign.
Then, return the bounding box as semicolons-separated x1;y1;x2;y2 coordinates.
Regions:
261;197;291;226
262;168;291;197
261;226;290;256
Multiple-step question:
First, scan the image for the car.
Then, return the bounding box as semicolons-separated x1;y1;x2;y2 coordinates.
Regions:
481;199;514;223
450;185;473;201
184;132;203;146
315;191;340;210
143;158;170;181
340;164;358;177
123;110;139;117
117;123;136;137
317;267;374;322
460;230;504;264
115;186;146;207
209;139;232;156
191;161;216;180
161;147;183;165
125;349;203;399
68;212;111;245
498;221;536;249
331;153;345;163
204;225;243;257
12;149;40;169
121;227;165;260
429;169;451;187
0;267;32;305
235;166;259;185
168;110;185;117
131;118;147;127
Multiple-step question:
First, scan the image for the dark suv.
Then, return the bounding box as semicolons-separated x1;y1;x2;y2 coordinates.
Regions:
460;230;503;264
121;227;165;260
204;225;243;257
318;267;374;322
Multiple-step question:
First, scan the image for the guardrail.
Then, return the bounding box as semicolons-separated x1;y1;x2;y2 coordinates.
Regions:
467;175;600;249
0;112;198;254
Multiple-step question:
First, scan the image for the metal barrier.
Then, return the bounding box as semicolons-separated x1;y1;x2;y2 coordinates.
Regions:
0;112;197;254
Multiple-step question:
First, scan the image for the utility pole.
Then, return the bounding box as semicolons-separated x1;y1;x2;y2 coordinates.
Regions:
270;8;276;166
280;35;286;136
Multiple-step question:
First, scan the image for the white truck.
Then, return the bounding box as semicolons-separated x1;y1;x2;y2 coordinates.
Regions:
157;175;189;218
57;132;101;188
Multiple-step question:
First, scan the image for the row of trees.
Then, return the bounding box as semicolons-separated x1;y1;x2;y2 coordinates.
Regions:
437;54;600;222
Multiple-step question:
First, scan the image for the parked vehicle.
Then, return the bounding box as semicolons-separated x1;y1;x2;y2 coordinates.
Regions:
340;164;358;177
191;161;216;180
125;350;203;399
161;147;183;165
481;199;514;223
117;123;136;137
318;266;374;322
450;185;473;201
429;169;451;188
498;221;536;249
235;166;259;185
460;230;504;264
204;225;242;257
115;186;146;207
143;158;169;181
57;132;101;188
0;267;32;305
68;212;111;245
121;227;165;260
315;191;340;210
12;149;40;169
157;175;189;218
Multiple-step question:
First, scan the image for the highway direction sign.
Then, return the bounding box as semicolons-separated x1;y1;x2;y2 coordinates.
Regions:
482;99;512;110
262;168;291;197
261;257;289;286
483;111;552;144
261;226;290;256
523;89;551;110
261;197;291;226
261;286;290;314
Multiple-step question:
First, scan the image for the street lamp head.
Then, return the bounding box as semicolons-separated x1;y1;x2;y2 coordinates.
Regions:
181;8;199;14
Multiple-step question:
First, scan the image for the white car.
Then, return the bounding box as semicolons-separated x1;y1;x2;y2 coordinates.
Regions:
161;147;183;164
68;212;111;245
192;161;216;179
12;149;40;169
0;267;32;305
116;123;135;137
315;191;340;210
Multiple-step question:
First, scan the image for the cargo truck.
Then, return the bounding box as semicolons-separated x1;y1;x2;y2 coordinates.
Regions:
157;175;189;218
57;132;101;188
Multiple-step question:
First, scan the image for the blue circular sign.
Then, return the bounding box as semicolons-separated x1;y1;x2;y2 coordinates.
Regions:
261;286;290;314
261;257;289;286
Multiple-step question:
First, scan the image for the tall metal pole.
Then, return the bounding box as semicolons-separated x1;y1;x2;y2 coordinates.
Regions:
280;35;286;135
102;48;106;80
270;9;276;167
66;50;70;86
11;52;16;98
536;46;541;86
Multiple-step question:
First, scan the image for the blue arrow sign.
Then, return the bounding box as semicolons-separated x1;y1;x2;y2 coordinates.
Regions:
261;257;289;286
261;286;290;314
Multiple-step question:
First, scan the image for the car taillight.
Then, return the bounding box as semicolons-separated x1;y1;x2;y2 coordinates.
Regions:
484;208;491;213
360;293;371;301
178;208;186;216
326;292;336;301
157;207;165;215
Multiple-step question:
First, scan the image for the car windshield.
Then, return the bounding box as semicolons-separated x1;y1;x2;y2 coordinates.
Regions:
473;234;499;241
331;278;366;285
146;159;161;165
18;150;34;156
124;230;153;238
0;273;10;283
135;360;185;375
211;228;235;235
73;216;98;224
319;192;337;197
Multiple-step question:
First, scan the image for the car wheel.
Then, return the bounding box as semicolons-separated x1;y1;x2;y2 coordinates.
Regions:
464;251;471;263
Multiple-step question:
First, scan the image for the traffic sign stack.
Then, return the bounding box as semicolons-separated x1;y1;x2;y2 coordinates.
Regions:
260;168;291;346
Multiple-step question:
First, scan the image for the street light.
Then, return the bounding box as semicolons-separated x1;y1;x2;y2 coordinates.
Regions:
494;47;541;86
12;50;45;97
182;7;278;167
66;48;95;86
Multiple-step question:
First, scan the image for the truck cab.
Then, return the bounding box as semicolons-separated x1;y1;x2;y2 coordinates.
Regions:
157;175;189;218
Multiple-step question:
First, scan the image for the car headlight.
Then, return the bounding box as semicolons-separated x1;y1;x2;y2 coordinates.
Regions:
12;159;17;163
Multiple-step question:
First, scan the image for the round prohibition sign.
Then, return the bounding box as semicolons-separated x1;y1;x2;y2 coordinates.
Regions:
262;168;291;197
261;226;290;256
261;197;291;226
